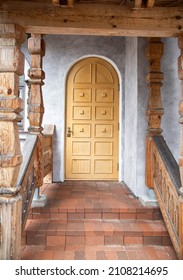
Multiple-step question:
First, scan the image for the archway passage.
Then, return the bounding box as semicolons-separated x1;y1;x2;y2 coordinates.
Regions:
65;57;119;180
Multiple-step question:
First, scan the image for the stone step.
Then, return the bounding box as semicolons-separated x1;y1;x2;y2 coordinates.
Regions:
21;244;178;260
25;219;171;247
28;206;162;221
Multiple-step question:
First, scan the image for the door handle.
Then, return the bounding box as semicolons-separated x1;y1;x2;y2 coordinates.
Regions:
67;127;73;137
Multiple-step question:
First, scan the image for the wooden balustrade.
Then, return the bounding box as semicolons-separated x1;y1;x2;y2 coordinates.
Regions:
43;125;54;183
17;134;38;230
0;124;54;258
16;125;54;229
150;135;183;259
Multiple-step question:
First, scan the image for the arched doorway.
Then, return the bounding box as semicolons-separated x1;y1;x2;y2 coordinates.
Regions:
65;57;119;180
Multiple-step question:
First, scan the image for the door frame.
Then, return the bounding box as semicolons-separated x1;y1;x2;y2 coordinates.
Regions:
62;55;123;182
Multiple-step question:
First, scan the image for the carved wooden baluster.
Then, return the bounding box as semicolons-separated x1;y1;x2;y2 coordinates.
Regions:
0;24;25;259
28;34;45;188
146;38;164;188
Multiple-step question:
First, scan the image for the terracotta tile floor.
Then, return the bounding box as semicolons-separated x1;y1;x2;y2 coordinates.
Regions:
21;181;178;260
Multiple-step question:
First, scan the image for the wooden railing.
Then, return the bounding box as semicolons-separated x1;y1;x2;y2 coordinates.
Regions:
150;135;183;259
43;125;54;183
17;134;38;230
16;125;54;229
0;125;54;259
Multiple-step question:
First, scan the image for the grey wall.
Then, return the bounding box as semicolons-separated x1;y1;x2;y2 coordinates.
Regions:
124;37;180;202
137;38;149;198
162;38;180;160
42;35;126;181
124;37;138;195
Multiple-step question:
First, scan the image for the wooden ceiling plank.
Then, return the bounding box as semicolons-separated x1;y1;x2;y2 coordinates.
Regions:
134;0;143;8
146;0;155;8
52;0;60;5
67;0;74;7
0;1;183;37
52;0;74;6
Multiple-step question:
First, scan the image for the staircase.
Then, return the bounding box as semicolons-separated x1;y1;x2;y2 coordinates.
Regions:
21;181;177;260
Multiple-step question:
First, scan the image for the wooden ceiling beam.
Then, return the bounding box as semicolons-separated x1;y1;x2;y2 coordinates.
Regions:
52;0;74;7
134;0;143;9
0;1;183;37
146;0;155;8
52;0;60;5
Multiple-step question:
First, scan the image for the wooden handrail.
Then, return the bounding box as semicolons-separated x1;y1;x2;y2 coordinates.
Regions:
43;125;54;182
151;135;183;259
17;134;38;230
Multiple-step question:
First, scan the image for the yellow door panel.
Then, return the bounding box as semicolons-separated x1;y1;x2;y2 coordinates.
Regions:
73;89;92;102
66;57;119;180
94;142;113;156
95;106;114;120
72;159;91;174
95;89;114;103
94;160;113;174
72;141;91;156
73;106;92;120
95;64;114;84
95;124;113;138
72;124;91;138
74;63;92;84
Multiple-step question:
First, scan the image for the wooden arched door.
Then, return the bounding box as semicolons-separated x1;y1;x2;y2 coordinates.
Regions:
65;57;119;180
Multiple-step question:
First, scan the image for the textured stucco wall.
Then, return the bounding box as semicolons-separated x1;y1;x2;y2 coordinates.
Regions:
137;38;149;199
162;38;180;160
124;37;180;201
124;37;138;195
39;35;125;181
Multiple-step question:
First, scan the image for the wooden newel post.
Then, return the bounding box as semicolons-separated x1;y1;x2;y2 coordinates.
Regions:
0;24;25;259
28;34;45;188
178;33;183;188
145;38;164;188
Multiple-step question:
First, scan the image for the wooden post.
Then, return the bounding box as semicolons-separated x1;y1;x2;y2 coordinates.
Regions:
28;34;45;188
178;33;183;188
145;38;164;188
0;23;25;259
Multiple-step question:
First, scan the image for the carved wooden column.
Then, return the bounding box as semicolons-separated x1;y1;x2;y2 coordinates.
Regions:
145;38;164;188
178;33;183;188
28;34;45;188
0;24;25;259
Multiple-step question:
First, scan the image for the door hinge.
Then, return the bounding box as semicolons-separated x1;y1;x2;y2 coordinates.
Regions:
117;163;119;171
118;123;120;131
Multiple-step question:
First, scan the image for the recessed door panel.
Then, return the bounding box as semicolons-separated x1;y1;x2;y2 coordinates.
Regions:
95;124;113;138
95;89;114;103
94;160;113;174
73;89;92;102
73;106;91;120
72;159;90;174
72;124;91;138
95;106;113;120
65;57;119;180
72;141;91;156
94;142;113;156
